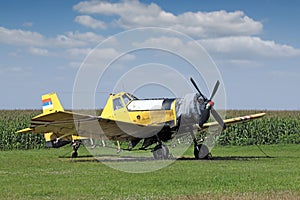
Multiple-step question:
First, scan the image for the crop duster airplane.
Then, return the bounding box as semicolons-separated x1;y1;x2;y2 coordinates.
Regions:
18;78;265;159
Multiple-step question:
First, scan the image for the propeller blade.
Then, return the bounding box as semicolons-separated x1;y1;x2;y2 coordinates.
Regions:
209;80;220;101
211;108;226;130
190;77;207;100
199;109;210;128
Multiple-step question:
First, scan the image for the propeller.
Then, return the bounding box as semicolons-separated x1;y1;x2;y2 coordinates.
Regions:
190;77;226;130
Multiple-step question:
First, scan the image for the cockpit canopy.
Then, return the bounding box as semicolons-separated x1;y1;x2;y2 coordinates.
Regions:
112;93;138;111
111;92;175;111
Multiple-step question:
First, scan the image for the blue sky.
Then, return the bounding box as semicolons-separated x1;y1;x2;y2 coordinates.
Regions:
0;0;300;110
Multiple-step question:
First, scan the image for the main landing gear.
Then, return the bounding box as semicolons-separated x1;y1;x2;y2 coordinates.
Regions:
151;142;209;160
194;144;209;159
151;132;210;160
152;144;170;160
191;132;210;159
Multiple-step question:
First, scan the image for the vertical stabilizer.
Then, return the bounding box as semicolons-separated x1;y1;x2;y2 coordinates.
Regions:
42;92;64;114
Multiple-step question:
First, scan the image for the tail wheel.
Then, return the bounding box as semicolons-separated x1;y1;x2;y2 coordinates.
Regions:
152;144;169;160
194;144;209;159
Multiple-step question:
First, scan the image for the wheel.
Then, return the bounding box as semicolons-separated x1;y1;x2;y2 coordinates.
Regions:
194;144;209;159
72;151;78;158
152;144;169;160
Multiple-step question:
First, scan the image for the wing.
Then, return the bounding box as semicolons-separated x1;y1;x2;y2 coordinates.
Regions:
201;112;266;130
17;110;92;137
17;110;161;141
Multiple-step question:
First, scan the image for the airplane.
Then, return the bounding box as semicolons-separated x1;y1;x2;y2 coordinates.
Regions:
18;78;265;159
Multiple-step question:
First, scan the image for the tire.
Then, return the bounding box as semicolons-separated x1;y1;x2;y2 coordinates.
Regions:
72;151;78;158
153;144;169;160
194;144;209;159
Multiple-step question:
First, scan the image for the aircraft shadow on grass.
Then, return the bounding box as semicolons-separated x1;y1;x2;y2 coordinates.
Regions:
59;154;274;163
178;156;274;161
60;154;156;162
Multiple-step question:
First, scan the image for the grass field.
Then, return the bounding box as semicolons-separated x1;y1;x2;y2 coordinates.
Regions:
0;144;299;199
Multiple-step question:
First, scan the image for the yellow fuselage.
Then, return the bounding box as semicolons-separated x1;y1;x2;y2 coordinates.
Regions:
100;92;177;127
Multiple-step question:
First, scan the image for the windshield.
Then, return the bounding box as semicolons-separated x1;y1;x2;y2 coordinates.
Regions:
122;94;131;105
127;93;138;100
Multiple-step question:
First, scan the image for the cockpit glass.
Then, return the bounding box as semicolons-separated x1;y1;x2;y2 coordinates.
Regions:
113;98;124;110
122;94;131;105
127;93;138;100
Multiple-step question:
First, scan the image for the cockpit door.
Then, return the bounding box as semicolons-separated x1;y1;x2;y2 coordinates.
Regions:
112;96;131;122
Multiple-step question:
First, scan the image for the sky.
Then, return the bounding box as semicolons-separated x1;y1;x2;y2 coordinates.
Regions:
0;0;300;110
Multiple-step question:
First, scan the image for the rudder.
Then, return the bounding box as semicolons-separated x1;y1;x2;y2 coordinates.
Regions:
42;92;64;114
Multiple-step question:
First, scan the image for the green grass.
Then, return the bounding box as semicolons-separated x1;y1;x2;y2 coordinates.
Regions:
0;145;299;199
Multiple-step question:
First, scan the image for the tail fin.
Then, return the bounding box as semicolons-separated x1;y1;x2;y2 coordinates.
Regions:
42;92;64;114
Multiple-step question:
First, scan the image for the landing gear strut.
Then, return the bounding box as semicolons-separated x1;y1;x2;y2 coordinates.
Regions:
72;141;80;158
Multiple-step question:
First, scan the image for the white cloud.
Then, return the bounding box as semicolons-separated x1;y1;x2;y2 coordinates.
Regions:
132;36;184;50
0;65;32;75
67;47;135;65
131;34;300;70
65;31;103;44
50;31;103;48
29;47;49;56
67;47;93;57
0;26;103;49
1;1;299;74
89;48;135;61
53;34;87;48
52;31;104;48
74;0;158;16
73;0;262;37
228;59;262;67
75;15;106;29
200;36;300;58
0;26;46;46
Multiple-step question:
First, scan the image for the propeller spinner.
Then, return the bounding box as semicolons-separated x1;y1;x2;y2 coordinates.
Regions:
190;77;226;130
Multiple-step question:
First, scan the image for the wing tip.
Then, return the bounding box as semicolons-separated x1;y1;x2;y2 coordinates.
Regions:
16;128;33;134
252;112;266;118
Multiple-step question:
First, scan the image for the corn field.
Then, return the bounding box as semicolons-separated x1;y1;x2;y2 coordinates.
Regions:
0;110;299;150
0;110;44;150
219;110;300;145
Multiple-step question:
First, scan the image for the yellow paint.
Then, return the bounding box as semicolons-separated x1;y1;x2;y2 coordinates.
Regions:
202;112;266;128
44;132;56;142
128;110;174;125
100;92;176;126
72;135;89;141
31;92;65;120
43;132;87;142
17;128;33;133
100;93;115;119
42;92;64;114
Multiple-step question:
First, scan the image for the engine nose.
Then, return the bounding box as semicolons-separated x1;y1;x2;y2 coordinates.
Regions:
191;78;225;129
206;101;214;109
